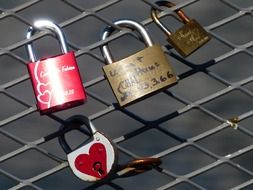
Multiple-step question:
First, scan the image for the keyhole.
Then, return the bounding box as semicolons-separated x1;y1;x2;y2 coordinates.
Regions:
93;161;104;176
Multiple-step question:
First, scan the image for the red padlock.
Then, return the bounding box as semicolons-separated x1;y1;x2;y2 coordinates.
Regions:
58;115;118;182
58;115;162;182
26;20;86;114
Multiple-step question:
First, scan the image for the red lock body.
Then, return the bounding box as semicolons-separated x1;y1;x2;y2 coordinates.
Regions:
27;51;86;114
58;115;118;182
26;20;87;114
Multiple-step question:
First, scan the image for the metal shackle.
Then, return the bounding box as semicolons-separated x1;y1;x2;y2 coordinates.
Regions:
101;19;154;64
26;19;69;62
151;1;191;36
58;115;97;154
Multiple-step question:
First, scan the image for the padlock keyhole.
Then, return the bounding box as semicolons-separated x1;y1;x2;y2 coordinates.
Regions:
93;161;105;176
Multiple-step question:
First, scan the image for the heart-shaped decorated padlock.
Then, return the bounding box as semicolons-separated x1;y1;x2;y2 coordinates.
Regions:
58;115;117;182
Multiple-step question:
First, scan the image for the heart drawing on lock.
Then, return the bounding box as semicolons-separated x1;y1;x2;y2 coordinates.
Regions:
34;60;53;108
74;143;108;179
37;82;53;95
36;82;53;108
37;90;52;108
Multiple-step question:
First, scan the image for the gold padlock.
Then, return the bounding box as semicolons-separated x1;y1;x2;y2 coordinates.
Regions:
101;19;177;107
151;1;211;57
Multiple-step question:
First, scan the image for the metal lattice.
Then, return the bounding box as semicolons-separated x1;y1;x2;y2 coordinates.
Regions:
0;0;253;189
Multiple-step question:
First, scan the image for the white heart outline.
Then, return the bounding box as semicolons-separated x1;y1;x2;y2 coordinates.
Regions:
37;90;52;108
34;60;52;108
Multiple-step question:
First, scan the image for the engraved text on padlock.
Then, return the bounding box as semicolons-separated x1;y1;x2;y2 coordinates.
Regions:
167;20;210;57
103;44;177;106
151;1;211;57
101;19;177;106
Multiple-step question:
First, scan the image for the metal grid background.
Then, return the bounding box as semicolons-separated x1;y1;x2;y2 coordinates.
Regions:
0;0;253;189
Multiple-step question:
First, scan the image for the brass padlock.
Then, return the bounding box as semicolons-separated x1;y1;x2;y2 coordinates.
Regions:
101;19;177;107
151;1;211;57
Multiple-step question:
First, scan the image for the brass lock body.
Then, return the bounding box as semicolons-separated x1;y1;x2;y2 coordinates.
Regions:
101;19;177;106
167;19;210;57
151;1;211;57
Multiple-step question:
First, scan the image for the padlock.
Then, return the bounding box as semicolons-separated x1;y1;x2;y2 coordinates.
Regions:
151;1;211;57
26;20;86;114
58;115;117;182
101;19;177;106
58;115;162;182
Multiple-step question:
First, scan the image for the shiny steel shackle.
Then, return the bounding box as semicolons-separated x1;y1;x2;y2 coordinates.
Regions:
101;19;154;64
26;20;69;62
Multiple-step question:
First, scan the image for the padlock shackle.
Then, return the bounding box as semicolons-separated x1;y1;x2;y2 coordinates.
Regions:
101;19;154;64
26;20;69;62
58;115;97;154
26;27;37;62
151;1;191;36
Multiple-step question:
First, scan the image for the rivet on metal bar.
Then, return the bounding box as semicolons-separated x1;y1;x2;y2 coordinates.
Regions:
226;117;239;129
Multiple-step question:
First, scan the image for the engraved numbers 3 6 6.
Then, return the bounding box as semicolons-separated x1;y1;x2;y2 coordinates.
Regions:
151;71;174;86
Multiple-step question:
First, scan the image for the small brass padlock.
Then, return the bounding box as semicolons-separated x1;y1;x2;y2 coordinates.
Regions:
101;19;177;106
151;1;211;57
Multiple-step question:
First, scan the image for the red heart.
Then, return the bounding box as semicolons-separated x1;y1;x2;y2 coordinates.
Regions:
38;83;52;94
37;90;51;105
74;143;108;179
